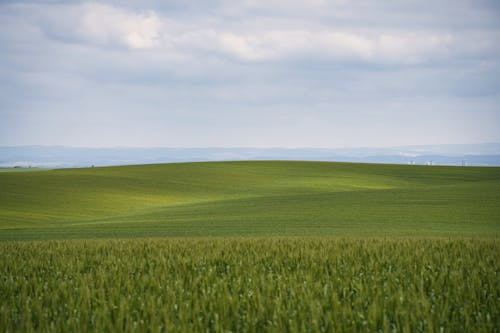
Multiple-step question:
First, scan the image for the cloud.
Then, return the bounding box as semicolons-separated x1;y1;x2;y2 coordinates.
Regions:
31;2;163;49
79;3;162;49
209;30;455;64
168;27;497;66
5;1;495;66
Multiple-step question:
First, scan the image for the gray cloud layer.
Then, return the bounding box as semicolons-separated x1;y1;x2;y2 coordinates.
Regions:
1;0;499;147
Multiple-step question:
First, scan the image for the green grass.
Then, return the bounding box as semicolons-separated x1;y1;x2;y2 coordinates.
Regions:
1;161;499;331
1;238;498;332
0;167;46;173
1;161;499;239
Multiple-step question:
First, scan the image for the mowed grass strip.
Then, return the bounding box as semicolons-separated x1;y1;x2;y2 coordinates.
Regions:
0;161;499;239
0;238;498;332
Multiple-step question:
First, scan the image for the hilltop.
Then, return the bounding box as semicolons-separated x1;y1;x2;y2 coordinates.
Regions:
1;161;499;240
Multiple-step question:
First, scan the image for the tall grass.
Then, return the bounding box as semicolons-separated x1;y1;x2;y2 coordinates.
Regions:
1;238;498;332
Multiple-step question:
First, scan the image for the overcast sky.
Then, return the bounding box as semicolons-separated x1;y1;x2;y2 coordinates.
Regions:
1;0;499;148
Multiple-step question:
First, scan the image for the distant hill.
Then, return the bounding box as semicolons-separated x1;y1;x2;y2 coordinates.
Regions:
1;143;500;168
1;161;499;239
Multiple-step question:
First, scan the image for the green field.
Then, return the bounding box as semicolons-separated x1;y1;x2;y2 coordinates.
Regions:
1;161;499;331
1;161;499;239
1;238;498;332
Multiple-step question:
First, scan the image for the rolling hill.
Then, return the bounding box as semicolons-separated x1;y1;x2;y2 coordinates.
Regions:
1;161;499;239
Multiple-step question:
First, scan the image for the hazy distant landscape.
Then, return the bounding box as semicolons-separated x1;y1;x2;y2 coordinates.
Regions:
2;143;500;168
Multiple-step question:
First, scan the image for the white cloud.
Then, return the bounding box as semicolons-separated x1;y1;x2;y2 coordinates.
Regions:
80;3;162;49
169;28;455;64
29;2;162;49
14;1;497;64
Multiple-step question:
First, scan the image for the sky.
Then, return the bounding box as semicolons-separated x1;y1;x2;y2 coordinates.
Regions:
1;0;499;148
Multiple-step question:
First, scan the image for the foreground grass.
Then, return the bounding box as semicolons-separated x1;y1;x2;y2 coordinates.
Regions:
1;161;500;239
1;238;498;332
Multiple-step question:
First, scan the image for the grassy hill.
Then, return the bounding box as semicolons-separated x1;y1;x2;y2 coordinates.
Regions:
1;161;499;331
0;161;499;239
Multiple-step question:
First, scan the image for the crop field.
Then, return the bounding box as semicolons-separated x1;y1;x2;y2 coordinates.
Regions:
0;161;499;239
0;161;499;331
1;238;498;332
